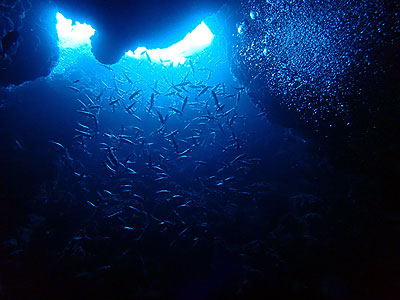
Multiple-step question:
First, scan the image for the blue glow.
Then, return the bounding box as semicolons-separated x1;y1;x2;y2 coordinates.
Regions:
125;22;214;66
55;12;214;66
56;12;95;48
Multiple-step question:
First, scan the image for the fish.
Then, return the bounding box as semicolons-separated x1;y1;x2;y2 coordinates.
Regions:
156;190;170;195
107;211;123;218
232;86;246;91
155;176;168;182
150;86;161;95
103;134;115;140
191;135;200;146
15;140;23;150
77;99;89;111
168;106;182;115
126;167;137;174
144;51;152;63
217;123;226;136
178;227;189;237
104;162;117;174
211;90;220;108
96;265;112;271
171;136;179;152
119;137;135;145
109;97;120;106
95;89;104;102
165;91;176;97
216;104;225;113
89;105;103;109
130;113;142;122
236;92;241;106
120;184;133;188
132;194;144;201
99;63;113;71
171;85;182;93
128;206;146;216
148;93;155;112
125;101;137;111
239;191;252;196
164;129;179;138
87;201;97;208
178;148;192;156
182;96;188;112
231;131;241;150
247;158;262;163
84;94;95;106
175;80;191;87
76;110;96;118
66;86;80;93
129;90;142;100
177;155;191;160
103;190;118;196
123;72;134;85
224;176;235;182
197;86;209;98
230;153;247;165
48;140;65;150
188;59;195;74
176;201;192;209
228;113;238;126
75;129;92;137
106;147;119;167
156;110;168;125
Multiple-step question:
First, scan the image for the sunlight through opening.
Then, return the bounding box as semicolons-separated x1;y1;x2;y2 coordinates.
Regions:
56;12;214;66
125;22;214;66
56;12;95;48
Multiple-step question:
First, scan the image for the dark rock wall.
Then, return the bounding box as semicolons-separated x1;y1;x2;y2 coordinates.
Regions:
0;0;59;86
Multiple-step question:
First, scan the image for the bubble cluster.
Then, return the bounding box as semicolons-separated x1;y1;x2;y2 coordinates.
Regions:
231;0;400;137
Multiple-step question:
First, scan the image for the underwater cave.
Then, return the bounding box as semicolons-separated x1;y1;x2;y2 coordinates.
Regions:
0;0;399;299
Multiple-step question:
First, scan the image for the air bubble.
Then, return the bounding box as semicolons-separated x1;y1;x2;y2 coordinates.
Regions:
263;48;267;56
250;10;258;20
237;20;249;35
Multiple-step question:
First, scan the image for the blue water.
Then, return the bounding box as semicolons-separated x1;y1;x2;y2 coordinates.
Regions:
0;16;316;299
